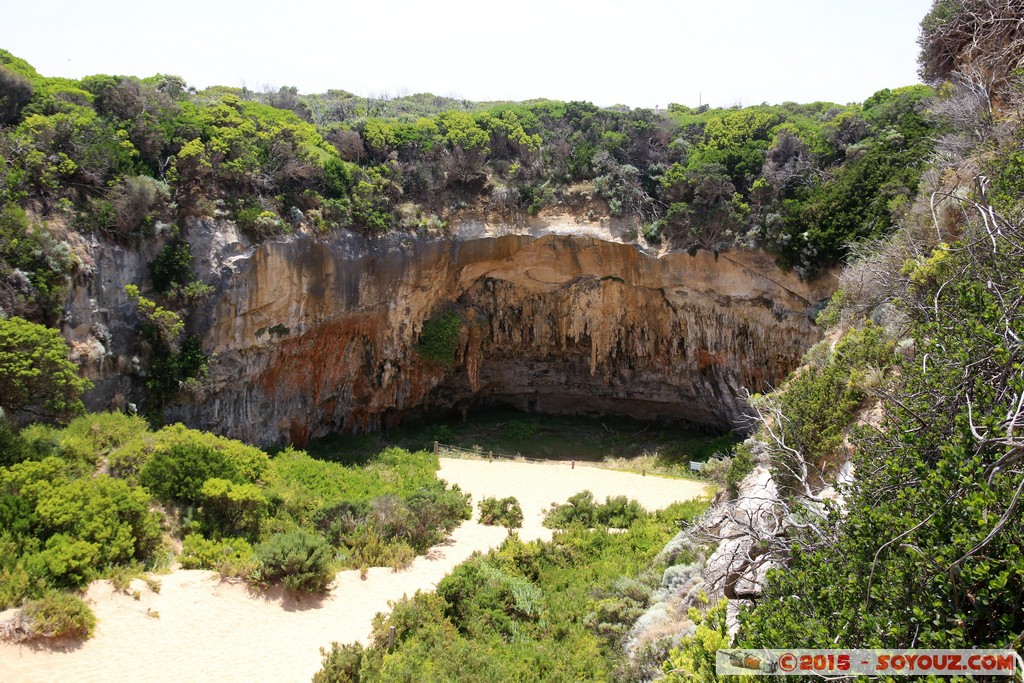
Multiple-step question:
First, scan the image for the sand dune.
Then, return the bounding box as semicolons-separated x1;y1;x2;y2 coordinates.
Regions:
0;458;707;683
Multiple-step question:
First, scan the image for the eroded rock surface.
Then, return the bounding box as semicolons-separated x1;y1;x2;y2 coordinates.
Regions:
67;218;835;446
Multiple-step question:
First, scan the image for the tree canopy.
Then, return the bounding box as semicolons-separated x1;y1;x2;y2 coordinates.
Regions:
0;49;936;277
0;316;89;423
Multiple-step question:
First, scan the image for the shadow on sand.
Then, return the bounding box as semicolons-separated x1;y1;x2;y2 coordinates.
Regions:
241;582;330;612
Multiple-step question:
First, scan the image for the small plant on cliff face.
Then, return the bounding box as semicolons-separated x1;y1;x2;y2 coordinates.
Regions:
416;311;461;367
124;285;208;416
150;242;193;294
149;242;213;303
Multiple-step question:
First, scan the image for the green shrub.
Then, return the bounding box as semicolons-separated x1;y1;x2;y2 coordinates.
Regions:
437;557;544;641
313;483;470;566
27;534;100;588
0;562;34;609
596;495;644;528
108;175;169;235
544;491;649;529
346;527;417;571
314;641;365;683
268;446;435;509
150;242;194;294
362;495;414;544
153;424;269;482
254;530;334;593
18;590;96;640
403;485;472;549
544;490;599;528
0;459;163;596
417;311;461;367
313;500;369;546
0;316;91;422
0;421;29;467
765;323;893;496
72;197;119;235
696;443;758;500
16;424;61;458
698;455;729;487
429;424;456;444
60;413;150;454
197;478;267;540
52;412;151;473
140;442;241;505
179;533;257;578
725;443;755;495
107;435;155;480
504;420;538;441
478;496;524;529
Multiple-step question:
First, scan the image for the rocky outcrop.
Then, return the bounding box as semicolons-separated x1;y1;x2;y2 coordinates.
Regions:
623;442;783;660
66;216;835;446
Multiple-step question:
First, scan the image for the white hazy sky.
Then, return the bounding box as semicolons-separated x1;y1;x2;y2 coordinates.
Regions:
1;0;933;108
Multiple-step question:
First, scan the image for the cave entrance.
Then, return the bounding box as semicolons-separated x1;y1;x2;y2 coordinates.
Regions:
306;406;739;473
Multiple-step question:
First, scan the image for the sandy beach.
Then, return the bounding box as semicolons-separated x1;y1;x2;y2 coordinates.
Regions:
0;458;707;683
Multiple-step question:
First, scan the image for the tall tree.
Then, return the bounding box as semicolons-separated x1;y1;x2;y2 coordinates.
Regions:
0;316;90;423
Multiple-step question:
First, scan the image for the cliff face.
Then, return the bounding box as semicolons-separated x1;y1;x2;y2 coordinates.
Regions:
67;218;835;446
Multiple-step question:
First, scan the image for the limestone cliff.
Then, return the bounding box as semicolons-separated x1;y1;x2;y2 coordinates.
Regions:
65;217;835;446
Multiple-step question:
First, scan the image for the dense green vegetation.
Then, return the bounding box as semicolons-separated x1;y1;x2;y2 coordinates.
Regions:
0;48;935;304
0;590;97;642
0;404;470;638
0;315;90;426
661;2;1024;675
668;219;1024;670
543;490;647;530
315;498;708;682
416;310;462;367
125;249;210;417
711;223;1024;655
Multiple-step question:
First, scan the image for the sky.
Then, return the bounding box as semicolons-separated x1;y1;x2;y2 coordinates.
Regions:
1;0;934;109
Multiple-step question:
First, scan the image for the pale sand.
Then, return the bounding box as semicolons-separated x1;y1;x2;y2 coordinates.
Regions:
0;458;707;683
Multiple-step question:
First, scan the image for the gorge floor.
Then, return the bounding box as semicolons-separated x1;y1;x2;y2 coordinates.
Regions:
0;458;708;683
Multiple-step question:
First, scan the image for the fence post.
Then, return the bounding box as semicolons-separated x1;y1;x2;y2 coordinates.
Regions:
488;451;493;462
642;468;646;477
571;460;575;470
388;625;396;649
433;441;439;455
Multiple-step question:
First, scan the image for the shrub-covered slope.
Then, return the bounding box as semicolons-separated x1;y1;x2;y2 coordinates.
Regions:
661;2;1024;676
0;401;469;642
